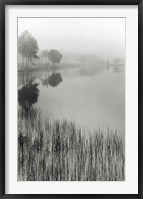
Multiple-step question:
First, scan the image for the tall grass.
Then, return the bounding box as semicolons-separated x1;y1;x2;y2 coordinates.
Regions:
18;108;125;181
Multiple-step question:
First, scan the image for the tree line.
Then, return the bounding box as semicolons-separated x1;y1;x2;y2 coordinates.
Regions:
18;30;63;70
18;30;124;70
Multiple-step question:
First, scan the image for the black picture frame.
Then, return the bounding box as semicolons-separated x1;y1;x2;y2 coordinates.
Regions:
0;0;143;198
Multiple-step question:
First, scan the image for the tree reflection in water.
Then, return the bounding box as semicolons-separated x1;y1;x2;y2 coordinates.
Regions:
48;73;62;87
113;65;124;73
18;71;39;118
41;78;49;87
41;70;63;88
18;69;63;119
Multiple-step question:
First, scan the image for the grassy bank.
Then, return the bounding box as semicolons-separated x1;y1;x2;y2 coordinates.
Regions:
18;108;125;181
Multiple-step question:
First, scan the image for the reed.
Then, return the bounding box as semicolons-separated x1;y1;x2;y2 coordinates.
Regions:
18;108;125;181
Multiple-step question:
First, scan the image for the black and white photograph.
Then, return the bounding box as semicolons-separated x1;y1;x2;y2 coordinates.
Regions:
18;17;125;181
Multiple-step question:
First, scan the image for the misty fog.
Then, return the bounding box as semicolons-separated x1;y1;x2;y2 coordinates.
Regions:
18;17;125;181
18;17;125;61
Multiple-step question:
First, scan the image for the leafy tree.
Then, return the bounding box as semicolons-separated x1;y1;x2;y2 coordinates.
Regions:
48;49;62;67
18;30;39;69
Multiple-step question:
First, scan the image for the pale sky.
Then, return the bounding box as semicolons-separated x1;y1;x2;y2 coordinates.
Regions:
18;18;125;59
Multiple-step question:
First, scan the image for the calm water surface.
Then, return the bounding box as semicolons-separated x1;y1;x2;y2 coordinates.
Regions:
18;66;125;133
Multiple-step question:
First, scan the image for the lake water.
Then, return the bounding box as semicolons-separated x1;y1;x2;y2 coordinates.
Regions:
18;66;125;133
